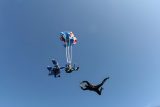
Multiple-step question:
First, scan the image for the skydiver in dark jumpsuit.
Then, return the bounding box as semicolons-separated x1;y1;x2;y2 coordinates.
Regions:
80;77;109;95
47;59;64;78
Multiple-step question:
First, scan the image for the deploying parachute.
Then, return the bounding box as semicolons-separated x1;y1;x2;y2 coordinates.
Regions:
60;31;77;65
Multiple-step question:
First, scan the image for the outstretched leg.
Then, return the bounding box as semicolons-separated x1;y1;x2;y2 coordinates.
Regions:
47;66;52;75
96;77;109;88
95;89;101;95
47;66;52;71
95;86;104;95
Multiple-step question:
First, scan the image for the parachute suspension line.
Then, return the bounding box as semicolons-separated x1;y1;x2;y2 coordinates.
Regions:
67;46;69;64
70;45;72;64
67;46;71;64
68;46;71;64
65;47;67;62
66;46;69;63
68;38;71;64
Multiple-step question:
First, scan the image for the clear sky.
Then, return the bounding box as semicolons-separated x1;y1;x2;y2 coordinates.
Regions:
0;0;160;107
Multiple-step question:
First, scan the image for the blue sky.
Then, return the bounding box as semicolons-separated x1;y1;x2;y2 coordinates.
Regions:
0;0;160;107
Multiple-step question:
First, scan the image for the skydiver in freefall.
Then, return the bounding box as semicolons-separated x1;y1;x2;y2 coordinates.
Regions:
47;59;65;78
80;77;109;95
65;64;79;73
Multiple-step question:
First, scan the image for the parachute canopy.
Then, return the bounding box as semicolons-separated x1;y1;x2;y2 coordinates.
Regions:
60;31;77;46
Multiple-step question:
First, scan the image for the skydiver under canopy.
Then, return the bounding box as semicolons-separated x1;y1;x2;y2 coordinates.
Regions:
65;63;79;73
80;77;109;95
47;59;65;78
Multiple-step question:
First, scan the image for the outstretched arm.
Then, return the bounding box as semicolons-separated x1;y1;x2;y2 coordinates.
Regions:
60;67;65;69
81;81;91;86
76;67;79;71
80;86;88;90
